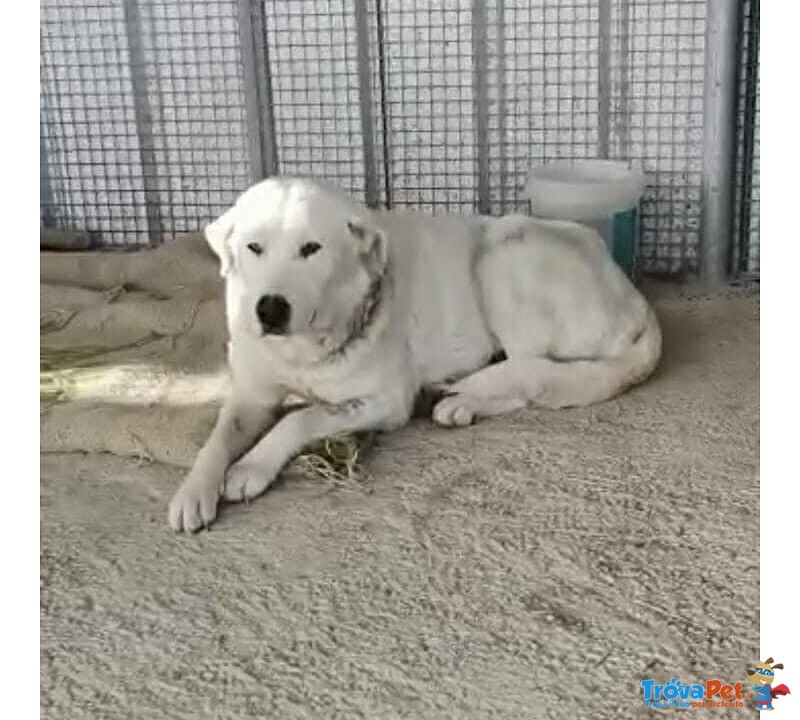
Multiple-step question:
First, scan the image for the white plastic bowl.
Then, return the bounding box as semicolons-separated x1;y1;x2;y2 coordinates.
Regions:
523;159;646;222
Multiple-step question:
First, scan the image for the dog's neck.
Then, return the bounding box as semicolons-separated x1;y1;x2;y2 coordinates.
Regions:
326;268;389;359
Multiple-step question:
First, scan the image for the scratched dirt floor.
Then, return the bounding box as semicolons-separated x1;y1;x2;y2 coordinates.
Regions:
41;260;759;718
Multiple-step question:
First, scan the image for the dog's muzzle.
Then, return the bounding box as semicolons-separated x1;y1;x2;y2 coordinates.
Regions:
256;294;291;335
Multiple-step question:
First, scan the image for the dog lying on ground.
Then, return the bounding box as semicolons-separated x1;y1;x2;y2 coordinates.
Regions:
169;177;661;532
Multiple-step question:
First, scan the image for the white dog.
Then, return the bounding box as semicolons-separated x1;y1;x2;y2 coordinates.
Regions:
168;177;661;532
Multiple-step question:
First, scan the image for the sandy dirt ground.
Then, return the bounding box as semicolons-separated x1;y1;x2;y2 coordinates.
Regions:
41;259;759;718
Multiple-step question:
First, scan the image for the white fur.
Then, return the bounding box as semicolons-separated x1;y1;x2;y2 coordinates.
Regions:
169;177;661;532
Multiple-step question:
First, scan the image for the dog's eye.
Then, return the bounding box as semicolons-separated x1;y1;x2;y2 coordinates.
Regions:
299;241;322;258
247;242;263;256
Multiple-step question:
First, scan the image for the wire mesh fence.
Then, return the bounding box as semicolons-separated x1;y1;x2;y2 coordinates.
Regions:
41;1;149;244
40;0;759;277
265;0;368;200
486;1;602;215
619;1;707;276
40;0;251;246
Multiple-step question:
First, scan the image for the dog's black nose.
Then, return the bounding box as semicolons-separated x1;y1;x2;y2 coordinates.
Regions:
256;294;291;333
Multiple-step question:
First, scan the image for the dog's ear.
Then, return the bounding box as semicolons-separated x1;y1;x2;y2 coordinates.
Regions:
347;216;388;277
204;206;237;277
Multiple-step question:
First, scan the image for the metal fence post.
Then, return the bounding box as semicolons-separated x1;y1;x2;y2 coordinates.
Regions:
472;0;490;215
354;0;379;208
374;0;393;208
738;0;759;274
597;0;612;159
122;0;162;244
40;130;56;228
613;0;632;159
701;0;741;283
238;0;278;181
496;0;507;212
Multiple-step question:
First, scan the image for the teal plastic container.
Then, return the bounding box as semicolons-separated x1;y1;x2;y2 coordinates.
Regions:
585;207;641;283
523;160;646;283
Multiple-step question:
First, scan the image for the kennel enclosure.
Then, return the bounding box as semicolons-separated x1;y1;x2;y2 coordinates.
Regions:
40;0;760;279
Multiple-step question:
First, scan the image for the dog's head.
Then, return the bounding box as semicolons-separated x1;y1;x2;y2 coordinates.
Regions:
746;658;784;686
205;178;388;354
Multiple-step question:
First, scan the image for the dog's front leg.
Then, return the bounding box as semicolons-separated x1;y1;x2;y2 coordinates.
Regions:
222;396;408;503
168;395;282;532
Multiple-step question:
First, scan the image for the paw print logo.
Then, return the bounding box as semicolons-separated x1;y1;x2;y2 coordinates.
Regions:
662;677;686;701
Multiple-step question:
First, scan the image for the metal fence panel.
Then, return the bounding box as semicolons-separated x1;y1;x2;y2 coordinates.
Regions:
623;0;707;276
380;1;479;213
41;0;251;246
264;0;369;200
40;0;759;277
135;0;252;239
486;1;601;216
41;0;148;245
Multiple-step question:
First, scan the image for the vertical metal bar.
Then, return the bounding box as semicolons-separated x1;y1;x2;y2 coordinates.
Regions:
374;0;392;208
614;0;631;158
238;0;278;181
496;0;507;211
39;24;56;230
597;0;612;159
354;0;379;208
238;0;264;181
40;129;56;228
701;0;741;283
255;7;278;176
123;0;162;245
472;0;490;214
738;0;759;274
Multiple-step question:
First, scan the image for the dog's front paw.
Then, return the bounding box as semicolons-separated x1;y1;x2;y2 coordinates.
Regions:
168;474;221;533
432;393;477;427
223;461;276;503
